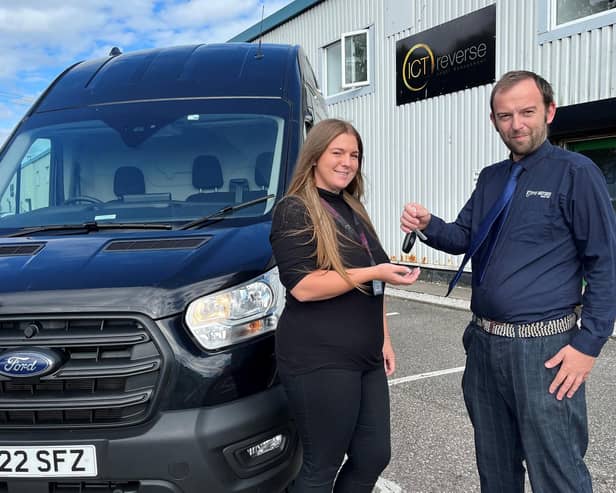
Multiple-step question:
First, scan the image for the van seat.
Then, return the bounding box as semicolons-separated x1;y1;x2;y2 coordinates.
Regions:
114;166;145;199
186;155;234;203
244;152;273;201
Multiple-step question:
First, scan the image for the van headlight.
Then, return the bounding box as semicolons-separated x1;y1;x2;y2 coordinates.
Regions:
185;267;285;350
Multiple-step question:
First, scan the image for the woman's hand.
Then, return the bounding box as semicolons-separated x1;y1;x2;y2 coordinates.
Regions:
383;336;395;376
376;263;421;286
290;263;420;301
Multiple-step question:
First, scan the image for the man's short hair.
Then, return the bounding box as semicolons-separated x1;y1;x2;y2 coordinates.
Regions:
490;70;554;113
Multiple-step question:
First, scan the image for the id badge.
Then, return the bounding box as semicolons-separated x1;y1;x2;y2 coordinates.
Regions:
372;280;384;296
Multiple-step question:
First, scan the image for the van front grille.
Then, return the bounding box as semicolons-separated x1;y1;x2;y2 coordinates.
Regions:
0;317;162;428
48;481;140;492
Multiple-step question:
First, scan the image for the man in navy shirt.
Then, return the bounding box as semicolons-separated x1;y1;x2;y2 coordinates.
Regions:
401;71;616;492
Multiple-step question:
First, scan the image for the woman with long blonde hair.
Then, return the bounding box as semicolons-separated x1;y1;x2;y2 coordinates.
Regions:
270;119;420;492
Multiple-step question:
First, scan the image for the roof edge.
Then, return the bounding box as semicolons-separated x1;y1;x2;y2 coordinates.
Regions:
228;0;325;42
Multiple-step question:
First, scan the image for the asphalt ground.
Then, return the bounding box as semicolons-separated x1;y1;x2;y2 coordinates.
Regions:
373;289;616;493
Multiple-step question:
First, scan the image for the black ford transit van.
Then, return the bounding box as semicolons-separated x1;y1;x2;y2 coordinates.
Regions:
0;43;326;493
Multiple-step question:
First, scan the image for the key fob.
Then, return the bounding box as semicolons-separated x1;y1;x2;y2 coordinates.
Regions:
402;231;417;253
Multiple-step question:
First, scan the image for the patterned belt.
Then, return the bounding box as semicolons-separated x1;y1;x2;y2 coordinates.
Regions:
471;312;577;338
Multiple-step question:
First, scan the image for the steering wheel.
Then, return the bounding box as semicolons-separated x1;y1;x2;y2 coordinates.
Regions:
64;195;103;205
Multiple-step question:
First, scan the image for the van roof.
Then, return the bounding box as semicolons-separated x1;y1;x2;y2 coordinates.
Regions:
35;43;299;113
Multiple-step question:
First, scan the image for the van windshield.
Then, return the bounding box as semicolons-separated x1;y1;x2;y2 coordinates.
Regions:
0;99;288;231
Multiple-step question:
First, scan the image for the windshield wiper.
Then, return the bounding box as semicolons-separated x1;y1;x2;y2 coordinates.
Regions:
179;194;275;231
7;195;275;236
8;221;173;238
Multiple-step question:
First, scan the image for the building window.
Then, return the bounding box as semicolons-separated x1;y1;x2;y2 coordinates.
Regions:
556;0;615;25
324;40;342;96
538;0;616;44
322;28;373;102
342;30;369;89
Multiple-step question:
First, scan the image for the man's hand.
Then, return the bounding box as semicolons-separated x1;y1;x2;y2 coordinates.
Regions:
401;202;431;233
545;345;596;400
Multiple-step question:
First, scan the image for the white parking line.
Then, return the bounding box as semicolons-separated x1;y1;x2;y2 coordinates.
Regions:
388;366;465;387
386;286;470;311
375;476;403;492
384;292;465;491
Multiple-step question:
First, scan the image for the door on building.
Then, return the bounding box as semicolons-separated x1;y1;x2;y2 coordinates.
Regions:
567;137;616;214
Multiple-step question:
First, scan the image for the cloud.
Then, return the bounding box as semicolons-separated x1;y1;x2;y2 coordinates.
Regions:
0;0;292;79
160;0;257;27
0;104;17;121
0;0;295;135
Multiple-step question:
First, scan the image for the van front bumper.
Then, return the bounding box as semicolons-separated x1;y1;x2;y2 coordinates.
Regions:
0;385;300;493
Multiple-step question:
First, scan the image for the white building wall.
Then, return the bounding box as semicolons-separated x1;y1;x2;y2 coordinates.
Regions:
254;0;616;270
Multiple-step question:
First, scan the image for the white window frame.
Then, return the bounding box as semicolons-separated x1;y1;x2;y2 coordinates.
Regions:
320;25;374;105
537;0;616;44
323;39;343;98
341;29;370;90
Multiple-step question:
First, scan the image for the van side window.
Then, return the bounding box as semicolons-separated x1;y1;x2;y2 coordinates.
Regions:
9;138;52;213
0;175;16;217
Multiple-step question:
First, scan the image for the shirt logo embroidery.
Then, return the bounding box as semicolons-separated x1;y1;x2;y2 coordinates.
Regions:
525;190;552;199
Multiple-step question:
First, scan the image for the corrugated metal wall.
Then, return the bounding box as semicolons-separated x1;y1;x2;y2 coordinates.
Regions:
255;0;616;269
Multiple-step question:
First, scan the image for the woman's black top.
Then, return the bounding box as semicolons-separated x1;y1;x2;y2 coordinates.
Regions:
270;188;389;376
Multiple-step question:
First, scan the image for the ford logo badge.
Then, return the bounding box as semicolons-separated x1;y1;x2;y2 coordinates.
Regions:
0;349;59;378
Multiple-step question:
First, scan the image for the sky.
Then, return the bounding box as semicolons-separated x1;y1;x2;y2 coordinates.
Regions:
0;0;295;146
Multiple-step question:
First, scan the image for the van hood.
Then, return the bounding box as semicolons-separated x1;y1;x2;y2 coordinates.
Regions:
0;222;274;319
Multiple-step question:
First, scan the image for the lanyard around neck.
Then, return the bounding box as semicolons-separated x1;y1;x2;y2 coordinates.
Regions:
320;198;376;266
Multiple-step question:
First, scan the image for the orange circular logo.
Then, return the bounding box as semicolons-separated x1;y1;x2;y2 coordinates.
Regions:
402;43;435;92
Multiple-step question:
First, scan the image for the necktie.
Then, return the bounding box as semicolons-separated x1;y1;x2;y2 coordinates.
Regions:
446;163;523;296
